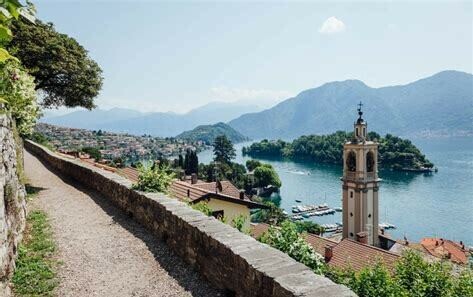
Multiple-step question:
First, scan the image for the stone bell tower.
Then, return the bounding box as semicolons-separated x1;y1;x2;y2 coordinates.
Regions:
342;102;380;246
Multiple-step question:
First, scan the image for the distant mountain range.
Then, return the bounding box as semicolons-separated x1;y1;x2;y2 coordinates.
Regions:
176;122;249;144
42;70;472;140
228;70;473;139
41;101;261;137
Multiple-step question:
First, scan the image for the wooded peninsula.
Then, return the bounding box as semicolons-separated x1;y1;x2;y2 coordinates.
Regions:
242;131;434;171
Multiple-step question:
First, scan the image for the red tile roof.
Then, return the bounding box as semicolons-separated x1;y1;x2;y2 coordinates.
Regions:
117;167;139;183
328;239;399;272
421;238;469;265
193;181;245;199
250;223;270;239
169;180;265;209
304;233;338;256
249;223;399;272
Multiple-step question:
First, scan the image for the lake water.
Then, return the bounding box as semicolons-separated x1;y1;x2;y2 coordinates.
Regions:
198;137;473;246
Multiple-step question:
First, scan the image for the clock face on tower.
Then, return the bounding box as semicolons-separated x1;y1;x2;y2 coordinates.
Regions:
346;151;357;172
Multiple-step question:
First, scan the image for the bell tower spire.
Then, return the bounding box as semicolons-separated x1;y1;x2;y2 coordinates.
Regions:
342;103;380;246
353;101;367;142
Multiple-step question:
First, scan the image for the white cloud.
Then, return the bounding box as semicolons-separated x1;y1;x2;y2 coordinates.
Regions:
209;86;292;106
319;16;346;34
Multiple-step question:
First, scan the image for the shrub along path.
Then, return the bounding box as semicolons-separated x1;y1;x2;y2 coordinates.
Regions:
24;150;223;297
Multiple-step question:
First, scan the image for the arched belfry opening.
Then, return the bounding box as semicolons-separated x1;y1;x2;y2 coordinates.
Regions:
346;151;357;172
366;151;375;172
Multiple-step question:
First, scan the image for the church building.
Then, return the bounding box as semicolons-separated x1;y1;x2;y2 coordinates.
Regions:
341;103;381;246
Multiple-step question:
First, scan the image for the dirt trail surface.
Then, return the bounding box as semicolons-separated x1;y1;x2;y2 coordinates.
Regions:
24;150;223;297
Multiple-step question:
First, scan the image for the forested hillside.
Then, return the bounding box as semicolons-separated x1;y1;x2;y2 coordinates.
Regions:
242;131;434;171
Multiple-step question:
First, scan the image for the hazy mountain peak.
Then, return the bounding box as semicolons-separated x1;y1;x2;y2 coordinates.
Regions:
228;70;473;139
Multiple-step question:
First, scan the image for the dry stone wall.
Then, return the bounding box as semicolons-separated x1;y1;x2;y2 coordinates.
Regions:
0;114;27;297
25;139;355;297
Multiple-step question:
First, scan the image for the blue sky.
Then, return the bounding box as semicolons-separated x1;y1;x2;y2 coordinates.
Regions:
36;1;472;113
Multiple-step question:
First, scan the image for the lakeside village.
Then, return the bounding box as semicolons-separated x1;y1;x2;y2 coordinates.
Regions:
33;106;473;276
35;123;208;164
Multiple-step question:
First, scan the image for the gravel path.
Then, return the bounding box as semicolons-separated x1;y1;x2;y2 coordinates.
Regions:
24;150;223;297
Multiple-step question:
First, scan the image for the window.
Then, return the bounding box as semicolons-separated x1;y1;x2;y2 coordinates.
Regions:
212;210;224;220
363;127;366;136
187;189;190;197
350;191;353;198
356;127;359;136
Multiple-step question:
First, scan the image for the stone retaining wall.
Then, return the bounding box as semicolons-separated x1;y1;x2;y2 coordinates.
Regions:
1;114;27;297
25;140;355;297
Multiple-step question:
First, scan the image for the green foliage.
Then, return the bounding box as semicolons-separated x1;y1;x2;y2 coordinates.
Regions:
245;159;261;172
259;221;325;275
453;270;473;297
326;250;473;297
242;139;289;157
352;263;406;297
132;164;175;193
213;135;236;164
198;160;250;190
294;220;325;235
0;0;35;62
253;164;281;188
190;201;214;216
251;200;288;225
29;131;55;151
9;18;103;109
112;156;125;168
177;122;248;144
13;210;58;297
394;250;454;297
0;60;39;136
243;131;434;171
231;214;249;233
182;149;198;175
81;146;101;161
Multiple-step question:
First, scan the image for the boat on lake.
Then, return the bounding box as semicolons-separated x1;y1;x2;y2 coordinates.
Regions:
379;222;396;230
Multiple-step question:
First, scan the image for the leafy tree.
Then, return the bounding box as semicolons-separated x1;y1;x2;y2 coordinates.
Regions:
259;221;325;275
81;147;101;161
183;149;198;175
453;270;473;297
9;18;103;109
352;263;407;297
0;0;35;62
294;221;325;235
245;159;261;172
394;250;454;297
253;164;281;188
132;164;175;193
251;201;287;225
0;60;39;135
112;157;125;168
213;135;236;164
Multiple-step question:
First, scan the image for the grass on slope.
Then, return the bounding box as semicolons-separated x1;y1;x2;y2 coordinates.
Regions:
12;208;58;296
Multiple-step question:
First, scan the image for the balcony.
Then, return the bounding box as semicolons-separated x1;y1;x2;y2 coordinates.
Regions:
343;171;377;182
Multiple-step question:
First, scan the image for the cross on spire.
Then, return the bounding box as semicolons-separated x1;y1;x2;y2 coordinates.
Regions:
357;101;363;119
